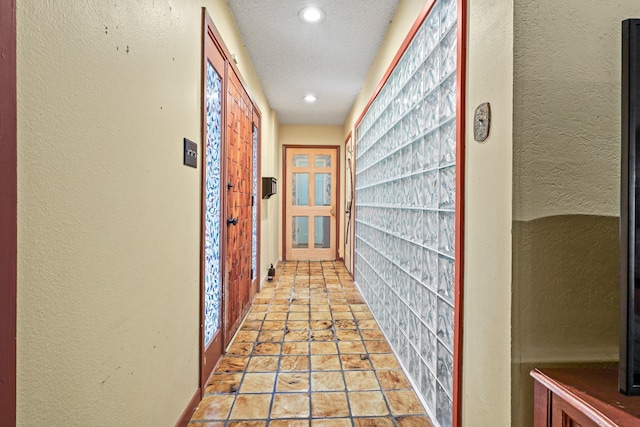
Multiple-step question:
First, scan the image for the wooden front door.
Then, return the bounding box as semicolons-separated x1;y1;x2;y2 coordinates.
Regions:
284;147;339;261
224;67;253;345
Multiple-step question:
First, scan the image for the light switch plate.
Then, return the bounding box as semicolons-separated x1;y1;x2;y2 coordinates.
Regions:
184;138;197;168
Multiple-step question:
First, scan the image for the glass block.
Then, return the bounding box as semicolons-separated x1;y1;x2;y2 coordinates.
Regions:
425;51;440;95
292;216;309;248
293;173;309;206
425;91;439;131
421;286;437;332
401;177;410;207
424;210;439;249
440;24;457;80
314;216;331;248
408;278;422;314
438;255;455;306
440;0;457;38
315;154;331;167
314;173;331;206
423;247;438;290
411;174;423;207
423;171;439;209
437;341;453;397
424;2;440;57
408;310;420;346
411;209;422;243
439;211;454;256
437;298;454;351
439;119;456;166
401;144;411;175
421;322;437;371
439;74;456;122
424;130;439;170
293;154;309;167
420;362;437;413
410;242;421;279
203;61;223;345
439;166;456;210
408;343;421;381
436;382;453;427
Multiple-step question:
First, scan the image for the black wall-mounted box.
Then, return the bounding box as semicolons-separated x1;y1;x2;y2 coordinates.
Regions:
262;177;277;199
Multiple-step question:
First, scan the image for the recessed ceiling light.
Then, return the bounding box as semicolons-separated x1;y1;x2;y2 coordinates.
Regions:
304;94;318;103
299;7;325;23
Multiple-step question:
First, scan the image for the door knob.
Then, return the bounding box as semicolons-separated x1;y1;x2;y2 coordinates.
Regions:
227;217;238;226
330;208;335;216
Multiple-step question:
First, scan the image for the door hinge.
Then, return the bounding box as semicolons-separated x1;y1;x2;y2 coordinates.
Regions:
251;195;255;206
251;268;254;279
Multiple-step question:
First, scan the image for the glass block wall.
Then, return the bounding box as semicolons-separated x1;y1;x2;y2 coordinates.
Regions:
353;0;457;425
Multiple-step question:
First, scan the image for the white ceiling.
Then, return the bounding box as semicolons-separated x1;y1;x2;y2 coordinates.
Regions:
227;0;400;125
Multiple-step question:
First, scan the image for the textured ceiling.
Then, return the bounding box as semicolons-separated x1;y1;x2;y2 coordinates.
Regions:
227;0;400;125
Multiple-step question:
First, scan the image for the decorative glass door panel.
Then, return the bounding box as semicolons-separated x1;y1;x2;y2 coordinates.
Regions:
285;147;338;260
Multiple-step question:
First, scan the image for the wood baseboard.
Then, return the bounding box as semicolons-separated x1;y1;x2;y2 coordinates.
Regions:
174;388;201;427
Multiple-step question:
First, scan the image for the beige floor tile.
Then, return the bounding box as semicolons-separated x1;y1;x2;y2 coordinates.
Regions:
216;357;250;373
335;329;361;341
235;331;260;342
262;321;285;331
311;330;336;341
364;341;392;354
311;341;338;355
311;371;346;391
287;320;310;330
238;373;276;393
369;354;401;370
384;390;425;415
270;393;310;418
341;354;373;370
276;372;310;392
348;391;389;417
204;373;243;394
396;415;435;426
360;330;385;341
338;341;366;354
228;394;271;420
227;342;253;356
280;355;310;371
191;395;235;420
353;417;394;426
334;320;357;329
376;370;412;390
310;320;333;330
283;342;309;355
257;330;284;342
270;420;310;427
188;422;224;427
311;355;342;371
288;312;310;321
246;356;279;373
285;330;310;341
311;419;352;427
253;342;281;355
311;392;350;418
344;370;380;391
227;421;266;427
265;312;288;321
311;312;333;320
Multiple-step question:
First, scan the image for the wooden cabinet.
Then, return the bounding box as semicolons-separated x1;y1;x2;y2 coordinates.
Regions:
531;365;640;426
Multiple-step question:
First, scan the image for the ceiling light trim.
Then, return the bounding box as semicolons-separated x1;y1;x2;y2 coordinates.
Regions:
299;7;325;23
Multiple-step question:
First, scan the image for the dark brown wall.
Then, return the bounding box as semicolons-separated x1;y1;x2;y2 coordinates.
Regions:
0;0;17;425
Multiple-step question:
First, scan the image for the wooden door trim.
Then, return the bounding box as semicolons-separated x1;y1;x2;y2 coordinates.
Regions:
0;0;17;424
282;145;340;261
200;9;228;390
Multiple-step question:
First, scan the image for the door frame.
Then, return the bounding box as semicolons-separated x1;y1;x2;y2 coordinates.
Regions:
200;9;262;390
200;10;227;390
282;145;340;261
0;0;17;424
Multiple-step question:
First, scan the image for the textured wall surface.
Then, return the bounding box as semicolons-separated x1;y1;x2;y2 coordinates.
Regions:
511;1;640;426
16;0;278;425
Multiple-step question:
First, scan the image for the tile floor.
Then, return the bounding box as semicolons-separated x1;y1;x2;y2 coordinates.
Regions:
189;261;434;427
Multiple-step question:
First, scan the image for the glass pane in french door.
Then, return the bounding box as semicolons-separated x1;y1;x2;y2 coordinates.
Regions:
292;216;309;248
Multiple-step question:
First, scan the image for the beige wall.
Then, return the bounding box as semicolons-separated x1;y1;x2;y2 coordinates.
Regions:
511;1;640;425
343;0;514;425
16;0;278;425
279;125;344;259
